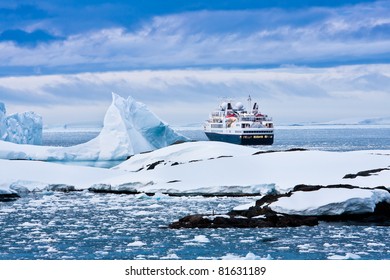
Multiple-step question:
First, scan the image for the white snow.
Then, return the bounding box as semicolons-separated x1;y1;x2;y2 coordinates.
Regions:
0;159;126;192
0;102;42;145
96;143;390;195
0;93;187;161
113;141;258;172
233;201;257;211
203;215;230;221
0;139;389;217
270;188;390;215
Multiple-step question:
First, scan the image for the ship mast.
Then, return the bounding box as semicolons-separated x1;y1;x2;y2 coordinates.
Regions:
247;95;252;114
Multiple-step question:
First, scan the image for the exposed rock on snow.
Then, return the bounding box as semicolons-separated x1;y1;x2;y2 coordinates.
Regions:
0;93;187;160
170;185;390;228
0;102;42;145
113;141;257;172
96;143;390;195
343;167;390;179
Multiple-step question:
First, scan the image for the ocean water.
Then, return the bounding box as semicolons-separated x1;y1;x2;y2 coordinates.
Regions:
1;126;389;260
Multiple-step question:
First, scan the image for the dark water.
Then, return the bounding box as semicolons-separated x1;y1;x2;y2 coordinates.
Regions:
1;192;389;260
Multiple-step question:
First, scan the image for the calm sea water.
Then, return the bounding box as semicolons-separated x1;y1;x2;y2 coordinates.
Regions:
1;126;389;260
43;126;390;151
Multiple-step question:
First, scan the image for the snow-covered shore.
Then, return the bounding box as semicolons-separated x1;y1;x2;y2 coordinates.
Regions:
1;139;389;225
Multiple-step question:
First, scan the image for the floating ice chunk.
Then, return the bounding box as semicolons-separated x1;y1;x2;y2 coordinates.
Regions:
327;253;361;260
367;242;385;247
193;235;210;243
221;252;272;260
161;253;180;260
127;241;146;247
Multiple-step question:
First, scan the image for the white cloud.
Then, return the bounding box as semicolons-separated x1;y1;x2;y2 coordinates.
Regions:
1;1;389;70
1;65;389;125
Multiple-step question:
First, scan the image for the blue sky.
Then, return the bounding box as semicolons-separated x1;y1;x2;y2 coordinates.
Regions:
0;0;389;125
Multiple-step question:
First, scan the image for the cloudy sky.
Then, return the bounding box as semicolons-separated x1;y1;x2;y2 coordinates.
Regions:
0;0;389;125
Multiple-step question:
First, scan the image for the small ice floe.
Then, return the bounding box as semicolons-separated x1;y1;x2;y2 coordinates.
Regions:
221;252;272;260
46;246;58;253
367;242;385;247
327;253;361;260
193;235;210;243
20;222;42;228
323;243;338;248
240;239;255;243
297;244;317;252
160;253;180;260
275;246;290;251
127;241;146;247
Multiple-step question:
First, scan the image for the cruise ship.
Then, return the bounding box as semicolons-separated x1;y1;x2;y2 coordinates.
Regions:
203;96;274;145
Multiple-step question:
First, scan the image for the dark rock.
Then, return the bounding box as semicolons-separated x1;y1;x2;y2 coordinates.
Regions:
169;185;390;229
167;180;181;183
46;184;77;192
146;160;164;170
343;168;390;179
292;184;358;192
169;212;318;229
252;148;308;156
0;193;20;202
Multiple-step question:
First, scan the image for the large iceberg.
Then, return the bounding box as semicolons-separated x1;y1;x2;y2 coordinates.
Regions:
0;102;42;145
87;93;188;159
0;93;188;160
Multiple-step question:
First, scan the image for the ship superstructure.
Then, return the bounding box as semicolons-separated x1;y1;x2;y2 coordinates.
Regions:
204;96;274;145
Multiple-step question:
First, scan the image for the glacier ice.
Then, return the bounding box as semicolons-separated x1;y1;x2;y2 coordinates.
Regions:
63;93;188;160
89;93;188;159
0;93;188;160
0;102;42;145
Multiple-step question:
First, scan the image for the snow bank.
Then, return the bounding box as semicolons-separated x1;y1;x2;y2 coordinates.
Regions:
0;93;187;160
0;159;126;192
0;141;389;206
0;102;42;145
113;141;258;172
98;143;390;195
269;188;390;216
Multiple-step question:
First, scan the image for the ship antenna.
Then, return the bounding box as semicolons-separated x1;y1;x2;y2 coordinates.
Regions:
247;95;252;113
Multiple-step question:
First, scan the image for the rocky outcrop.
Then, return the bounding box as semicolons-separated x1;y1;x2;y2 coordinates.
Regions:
169;185;390;229
0;193;20;202
343;167;390;179
169;213;319;229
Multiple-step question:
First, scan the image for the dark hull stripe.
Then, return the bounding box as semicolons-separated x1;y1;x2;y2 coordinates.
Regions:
205;132;274;145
